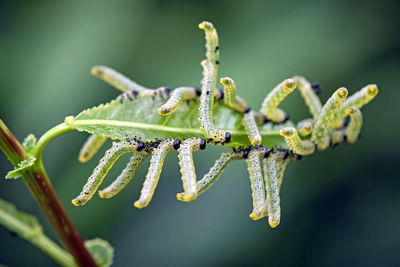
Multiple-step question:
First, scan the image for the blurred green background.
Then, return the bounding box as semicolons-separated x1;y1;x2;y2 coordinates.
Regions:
1;1;399;266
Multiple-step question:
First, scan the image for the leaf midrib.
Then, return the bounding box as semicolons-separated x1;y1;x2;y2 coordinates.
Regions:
72;119;281;137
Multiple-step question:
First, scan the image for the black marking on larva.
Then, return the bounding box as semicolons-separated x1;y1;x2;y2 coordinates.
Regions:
224;132;231;143
263;115;270;124
126;93;133;101
194;86;201;96
283;150;289;160
297;155;303;161
233;147;237;153
159;89;165;98
206;91;210;95
137;142;145;152
343;117;350;128
244;105;251;113
126;135;130;143
283;113;290;123
332;143;338;149
200;139;206;150
132;90;138;98
152;91;156;100
218;88;224;101
311;82;322;95
216;60;220;65
215;46;219;52
163;87;171;98
343;134;347;143
329;138;333;147
173;139;181;150
158;87;170;98
314;143;318;151
243;149;249;159
207;138;213;142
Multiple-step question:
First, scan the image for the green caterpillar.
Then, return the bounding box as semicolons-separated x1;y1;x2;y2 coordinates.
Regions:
74;21;378;228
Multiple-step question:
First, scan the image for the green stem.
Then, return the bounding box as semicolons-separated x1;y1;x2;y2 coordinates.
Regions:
0;119;97;267
34;122;73;161
0;198;77;267
32;235;77;267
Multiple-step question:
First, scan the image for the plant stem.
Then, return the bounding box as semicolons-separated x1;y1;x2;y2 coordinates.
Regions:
0;119;97;267
34;122;73;161
32;234;77;267
0;198;76;267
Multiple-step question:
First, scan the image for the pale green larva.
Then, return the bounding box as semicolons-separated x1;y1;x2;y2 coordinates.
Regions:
293;76;323;119
91;65;149;93
134;139;175;209
296;118;314;137
117;86;170;103
280;127;315;155
243;111;262;146
158;87;198;115
246;148;267;220
311;87;348;150
98;150;150;199
79;135;107;163
263;151;281;228
275;154;292;192
332;84;378;128
220;77;248;113
176;138;204;202
72;141;139;206
194;150;243;196
329;130;345;145
260;79;297;123
263;150;293;228
198;21;220;71
199;60;230;143
345;106;363;144
157;86;230;116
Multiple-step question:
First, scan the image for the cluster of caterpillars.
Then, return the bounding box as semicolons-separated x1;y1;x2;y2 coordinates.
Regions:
74;21;378;228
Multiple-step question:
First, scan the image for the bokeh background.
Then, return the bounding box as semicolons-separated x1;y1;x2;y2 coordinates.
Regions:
1;1;399;266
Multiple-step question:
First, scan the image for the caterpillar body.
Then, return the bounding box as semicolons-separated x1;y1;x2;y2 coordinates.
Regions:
74;21;378;228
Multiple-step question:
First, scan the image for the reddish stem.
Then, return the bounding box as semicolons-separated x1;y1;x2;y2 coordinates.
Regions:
0;120;97;267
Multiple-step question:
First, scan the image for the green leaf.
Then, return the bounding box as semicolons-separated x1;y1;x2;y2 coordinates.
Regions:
85;238;114;267
66;96;292;148
6;155;36;179
0;198;42;239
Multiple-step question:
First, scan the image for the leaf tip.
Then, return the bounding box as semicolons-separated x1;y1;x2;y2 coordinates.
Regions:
85;238;114;267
